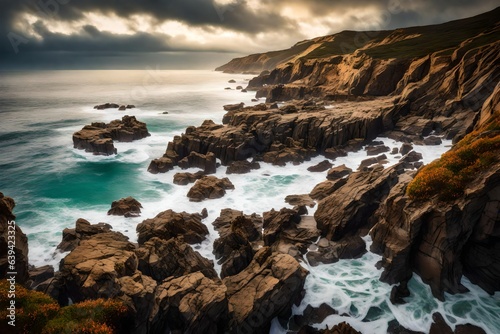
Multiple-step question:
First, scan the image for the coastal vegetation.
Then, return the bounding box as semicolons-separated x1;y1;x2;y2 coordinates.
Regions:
407;112;500;201
0;281;129;334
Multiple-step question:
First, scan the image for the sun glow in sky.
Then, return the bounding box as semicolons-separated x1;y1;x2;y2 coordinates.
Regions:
0;0;498;69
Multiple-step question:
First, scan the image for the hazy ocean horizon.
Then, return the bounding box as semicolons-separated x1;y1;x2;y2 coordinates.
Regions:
0;70;498;333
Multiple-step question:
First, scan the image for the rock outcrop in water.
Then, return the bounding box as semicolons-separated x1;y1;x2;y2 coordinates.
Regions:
73;115;150;155
107;196;143;217
0;192;29;284
149;99;388;172
40;205;308;334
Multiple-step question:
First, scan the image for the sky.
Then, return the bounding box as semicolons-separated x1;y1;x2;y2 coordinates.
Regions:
0;0;498;70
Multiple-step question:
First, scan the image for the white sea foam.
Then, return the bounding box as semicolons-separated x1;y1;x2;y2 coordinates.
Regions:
4;70;497;334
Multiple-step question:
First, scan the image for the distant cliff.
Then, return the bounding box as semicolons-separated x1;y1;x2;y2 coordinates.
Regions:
217;7;500;142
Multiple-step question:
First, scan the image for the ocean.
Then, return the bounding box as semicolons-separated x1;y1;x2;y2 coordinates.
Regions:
0;70;498;333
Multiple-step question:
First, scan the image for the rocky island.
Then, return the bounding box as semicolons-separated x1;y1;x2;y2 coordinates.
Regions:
73;115;150;155
1;7;499;334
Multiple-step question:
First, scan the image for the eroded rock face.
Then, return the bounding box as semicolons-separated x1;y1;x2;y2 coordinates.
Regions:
0;193;29;284
307;160;333;172
108;196;143;217
315;164;402;241
212;209;263;242
213;225;255;279
306;236;367;266
150;272;228;334
212;210;263;278
136;237;216;281
187;176;235;202
178;151;217;174
58;231;138;303
223;247;308;333
370;164;500;300
56;218;112;253
309;179;348;201
226;160;261;174
73;115;150;155
136;210;208;245
173;171;205;185
149;102;386;172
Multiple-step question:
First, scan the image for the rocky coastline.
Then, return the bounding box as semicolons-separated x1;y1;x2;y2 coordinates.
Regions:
2;8;500;334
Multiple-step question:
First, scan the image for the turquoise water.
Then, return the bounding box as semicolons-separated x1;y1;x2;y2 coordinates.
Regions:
1;70;499;334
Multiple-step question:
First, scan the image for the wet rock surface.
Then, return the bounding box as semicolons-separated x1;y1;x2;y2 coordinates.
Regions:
107;196;143;217
187;176;235;202
73;115;150;155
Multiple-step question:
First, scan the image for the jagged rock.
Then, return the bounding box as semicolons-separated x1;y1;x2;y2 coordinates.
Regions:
135;237;217;281
309;179;348;201
395;116;435;137
73;115;150;155
118;272;157;334
150;102;386;171
399;143;413;155
370;163;500;300
262;139;316;166
306;236;366;266
56;218;112;253
178;151;217;174
236;86;243;90
292;303;337;329
126;105;135;109
390;147;399;155
366;145;390;156
389;281;410;305
285;194;315;208
94;102;120;110
324;147;348;160
107;196;142;217
150;272;228;334
400;151;423;163
326;164;352;180
136;210;208;245
263;209;320;257
223;247;308;333
424;136;443;145
148;157;175;174
241;89;248;93
187;176;235;202
387;320;425;334
308;160;333;172
0;193;29;284
173;171;205;185
316;164;402;241
119;105;126;111
57;231;138;303
358;154;387;169
226;160;261;174
212;209;263;243
263;208;301;246
213;217;255;278
27;265;54;290
297;322;361;334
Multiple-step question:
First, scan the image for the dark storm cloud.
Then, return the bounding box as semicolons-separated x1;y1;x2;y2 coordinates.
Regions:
0;0;498;67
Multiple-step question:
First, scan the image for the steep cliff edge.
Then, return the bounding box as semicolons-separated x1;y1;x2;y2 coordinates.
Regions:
218;7;500;141
369;107;500;300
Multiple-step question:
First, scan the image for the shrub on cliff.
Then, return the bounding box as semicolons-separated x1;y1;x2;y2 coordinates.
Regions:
407;112;500;201
0;282;129;334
